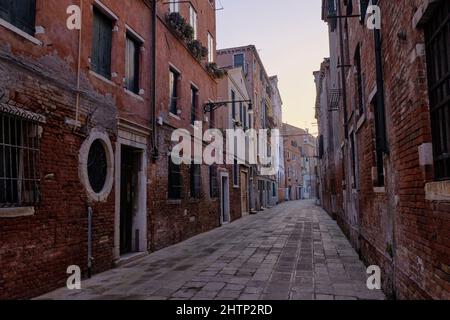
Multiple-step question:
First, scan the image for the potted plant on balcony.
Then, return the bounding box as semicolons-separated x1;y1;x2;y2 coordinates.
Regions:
206;62;225;79
166;12;194;42
187;40;208;61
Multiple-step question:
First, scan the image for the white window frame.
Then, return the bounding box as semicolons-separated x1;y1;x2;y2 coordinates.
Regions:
190;6;198;40
169;1;179;13
207;32;214;62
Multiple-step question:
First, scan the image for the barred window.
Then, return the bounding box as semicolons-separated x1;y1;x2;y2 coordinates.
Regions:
209;164;218;198
168;156;182;199
425;0;450;180
190;163;201;199
0;111;40;207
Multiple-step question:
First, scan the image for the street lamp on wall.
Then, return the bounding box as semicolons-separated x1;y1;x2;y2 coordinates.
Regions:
203;100;253;114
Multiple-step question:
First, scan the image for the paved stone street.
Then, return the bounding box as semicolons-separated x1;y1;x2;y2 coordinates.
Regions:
38;200;385;300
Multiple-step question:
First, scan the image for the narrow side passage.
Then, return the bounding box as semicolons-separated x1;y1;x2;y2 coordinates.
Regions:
38;200;385;300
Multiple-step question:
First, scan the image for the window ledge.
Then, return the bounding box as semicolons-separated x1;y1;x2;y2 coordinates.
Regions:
0;207;35;218
169;112;181;120
0;18;42;45
356;113;366;132
167;199;182;205
124;88;144;101
89;70;116;86
373;187;386;194
425;180;450;201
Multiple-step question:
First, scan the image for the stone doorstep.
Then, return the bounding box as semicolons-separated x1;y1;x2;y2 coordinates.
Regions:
115;252;148;267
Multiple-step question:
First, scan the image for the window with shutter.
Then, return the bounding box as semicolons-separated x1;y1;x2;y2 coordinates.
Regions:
372;93;385;187
125;34;141;94
0;0;36;35
359;0;370;23
231;90;236;120
233;159;239;187
92;8;112;79
169;68;180;115
190;86;198;125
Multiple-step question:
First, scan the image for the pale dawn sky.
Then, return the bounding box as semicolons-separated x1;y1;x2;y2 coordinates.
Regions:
216;0;330;135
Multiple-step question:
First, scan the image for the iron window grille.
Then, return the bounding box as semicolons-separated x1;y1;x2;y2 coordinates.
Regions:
190;163;201;199
0;110;40;208
209;164;218;198
328;89;342;111
425;0;450;180
168;156;182;199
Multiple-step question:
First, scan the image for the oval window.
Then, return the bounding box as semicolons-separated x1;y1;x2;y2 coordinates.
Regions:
87;139;108;193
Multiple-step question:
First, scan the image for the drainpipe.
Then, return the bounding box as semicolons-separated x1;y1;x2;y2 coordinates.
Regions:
373;7;396;298
151;0;159;161
74;0;83;130
337;0;349;139
87;206;93;278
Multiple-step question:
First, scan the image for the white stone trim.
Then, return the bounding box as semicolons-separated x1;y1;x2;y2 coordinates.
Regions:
0;18;42;45
124;88;144;101
425;180;450;202
79;128;114;202
0;207;35;218
114;133;148;260
125;24;145;43
94;0;119;20
89;70;116;86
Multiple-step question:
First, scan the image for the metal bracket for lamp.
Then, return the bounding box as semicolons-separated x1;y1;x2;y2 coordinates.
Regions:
204;100;253;114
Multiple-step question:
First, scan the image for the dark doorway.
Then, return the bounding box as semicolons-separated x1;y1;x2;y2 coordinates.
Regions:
120;146;140;255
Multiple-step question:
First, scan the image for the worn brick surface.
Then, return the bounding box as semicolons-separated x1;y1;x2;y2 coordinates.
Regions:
317;0;450;299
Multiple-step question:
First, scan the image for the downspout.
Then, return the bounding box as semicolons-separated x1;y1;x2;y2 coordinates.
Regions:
337;0;348;139
151;0;159;161
74;0;83;130
87;206;93;278
336;0;350;233
373;10;396;298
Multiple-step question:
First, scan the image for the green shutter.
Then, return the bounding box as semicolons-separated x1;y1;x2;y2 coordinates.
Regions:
0;0;36;35
360;0;370;22
92;8;112;79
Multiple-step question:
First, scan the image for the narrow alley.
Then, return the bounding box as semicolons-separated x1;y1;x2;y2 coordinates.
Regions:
38;201;384;301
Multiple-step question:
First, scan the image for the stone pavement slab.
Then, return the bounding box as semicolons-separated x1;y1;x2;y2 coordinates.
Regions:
37;200;385;300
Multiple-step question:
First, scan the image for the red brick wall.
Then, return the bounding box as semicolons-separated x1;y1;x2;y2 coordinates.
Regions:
0;0;153;299
147;0;220;251
325;0;450;299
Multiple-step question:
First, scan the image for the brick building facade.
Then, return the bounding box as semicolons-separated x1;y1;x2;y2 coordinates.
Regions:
148;0;221;251
217;45;279;211
317;0;450;299
283;123;317;201
0;0;289;300
216;67;252;221
0;0;153;299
